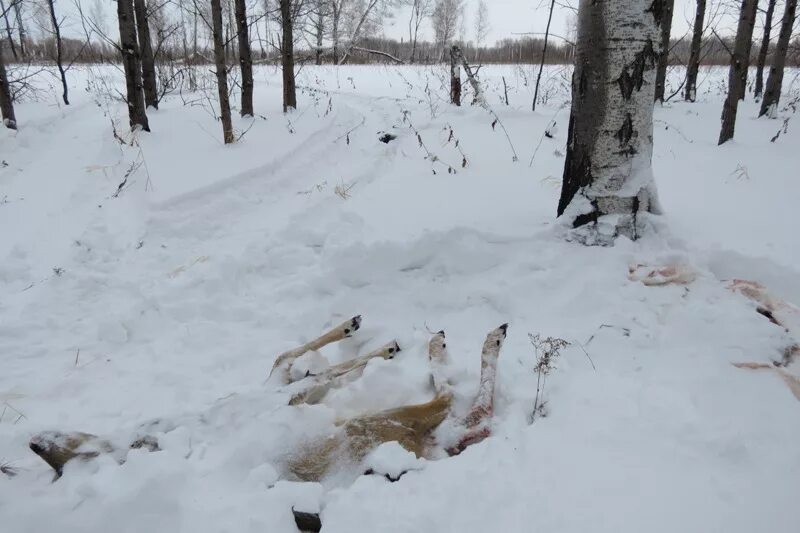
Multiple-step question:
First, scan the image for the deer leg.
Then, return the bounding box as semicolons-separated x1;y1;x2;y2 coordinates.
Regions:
268;315;362;384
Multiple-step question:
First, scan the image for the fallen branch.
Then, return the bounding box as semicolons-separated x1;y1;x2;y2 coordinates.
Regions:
349;46;405;64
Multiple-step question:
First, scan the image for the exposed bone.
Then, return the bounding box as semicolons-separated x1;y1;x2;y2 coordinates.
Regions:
288;340;401;405
269;316;362;385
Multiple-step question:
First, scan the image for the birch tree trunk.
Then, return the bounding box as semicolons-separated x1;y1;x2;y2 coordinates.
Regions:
759;0;798;117
754;0;777;99
280;0;296;111
314;6;324;65
718;0;759;145
557;0;664;242
684;0;706;101
331;1;341;65
234;0;254;116
0;45;16;129
46;0;69;105
116;0;150;131
654;0;675;103
211;0;234;143
133;0;158;109
449;45;461;105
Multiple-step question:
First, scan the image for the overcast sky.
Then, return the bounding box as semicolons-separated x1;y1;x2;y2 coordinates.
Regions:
383;0;742;46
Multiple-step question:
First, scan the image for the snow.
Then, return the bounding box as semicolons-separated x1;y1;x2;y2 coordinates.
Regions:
1;63;800;532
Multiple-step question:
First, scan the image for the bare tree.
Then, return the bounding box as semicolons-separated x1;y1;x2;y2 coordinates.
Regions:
337;0;382;64
432;0;463;59
13;0;25;58
654;0;675;103
473;0;488;61
330;0;343;63
718;0;759;145
117;0;150;130
0;43;15;129
234;0;253;116
45;0;69;104
0;0;18;60
133;0;158;109
308;0;327;65
280;0;296;111
685;0;706;101
754;0;777;99
405;0;432;63
210;0;234;142
532;0;555;111
759;0;798;116
558;0;664;242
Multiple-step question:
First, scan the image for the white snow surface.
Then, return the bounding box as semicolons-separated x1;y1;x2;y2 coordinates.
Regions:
1;64;799;532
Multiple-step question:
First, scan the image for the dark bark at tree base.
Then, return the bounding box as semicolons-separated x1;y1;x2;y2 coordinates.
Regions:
759;0;797;117
719;0;758;145
133;0;158;110
685;0;706;102
116;0;150;131
754;0;777;99
235;0;254;117
0;46;16;129
211;0;234;143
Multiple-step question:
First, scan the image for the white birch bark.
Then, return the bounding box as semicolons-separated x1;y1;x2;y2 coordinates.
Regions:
558;0;665;242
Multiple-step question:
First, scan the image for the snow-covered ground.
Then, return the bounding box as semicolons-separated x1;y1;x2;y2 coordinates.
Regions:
1;64;799;533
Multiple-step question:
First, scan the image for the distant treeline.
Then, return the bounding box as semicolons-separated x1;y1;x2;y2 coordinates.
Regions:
2;34;799;67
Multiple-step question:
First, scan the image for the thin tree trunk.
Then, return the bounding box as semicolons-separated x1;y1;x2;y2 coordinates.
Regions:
13;0;25;59
280;0;296;111
314;5;323;65
0;0;18;61
234;0;253;116
754;0;777;99
133;0;158;109
211;0;234;143
759;0;797;116
117;0;149;130
718;0;759;145
408;5;415;63
558;0;664;242
332;3;340;64
532;0;556;111
0;45;16;129
46;0;68;105
450;45;461;105
685;0;706;101
654;0;675;103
